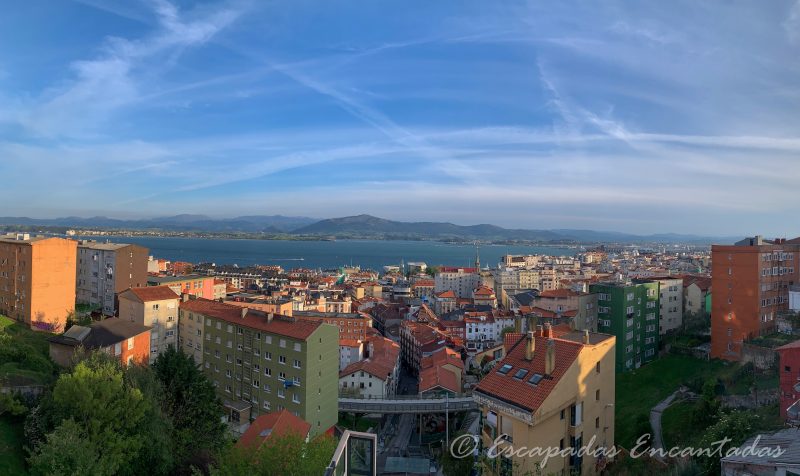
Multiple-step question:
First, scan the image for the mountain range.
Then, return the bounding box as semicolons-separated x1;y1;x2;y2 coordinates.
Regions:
0;214;735;244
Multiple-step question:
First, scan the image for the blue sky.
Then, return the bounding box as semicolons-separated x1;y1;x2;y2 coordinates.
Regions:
1;0;799;236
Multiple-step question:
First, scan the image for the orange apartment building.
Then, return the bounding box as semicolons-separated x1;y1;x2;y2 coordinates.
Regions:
0;234;77;332
711;236;800;360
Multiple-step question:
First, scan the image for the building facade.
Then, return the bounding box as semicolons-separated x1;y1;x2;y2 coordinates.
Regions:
711;236;799;361
474;325;616;476
76;241;149;315
0;234;76;332
590;281;659;373
179;298;339;435
434;267;481;299
118;286;180;363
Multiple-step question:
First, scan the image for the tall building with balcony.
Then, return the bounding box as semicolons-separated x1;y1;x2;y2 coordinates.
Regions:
589;280;659;373
0;234;76;332
473;324;616;476
178;298;338;435
76;241;149;315
711;236;800;360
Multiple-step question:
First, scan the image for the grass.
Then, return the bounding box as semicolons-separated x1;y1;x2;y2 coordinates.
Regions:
615;355;738;449
0;415;27;475
0;315;56;387
661;401;701;449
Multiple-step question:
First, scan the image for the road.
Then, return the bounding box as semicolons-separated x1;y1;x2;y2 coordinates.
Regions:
649;391;677;461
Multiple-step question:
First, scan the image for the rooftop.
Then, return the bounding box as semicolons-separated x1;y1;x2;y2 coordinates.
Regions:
49;318;151;349
236;410;312;449
121;286;179;302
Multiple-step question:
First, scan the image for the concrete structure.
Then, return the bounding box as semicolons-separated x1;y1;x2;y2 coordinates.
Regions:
76;241;148;315
339;339;364;371
0;234;76;332
434;267;480;299
474;325;616;476
590;280;659;372
118;286;180;363
535;289;599;332
179;298;338;435
682;275;712;317
711;236;800;361
48;318;151;367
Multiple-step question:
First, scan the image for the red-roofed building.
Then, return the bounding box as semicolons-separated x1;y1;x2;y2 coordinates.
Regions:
412;279;436;300
399;321;447;375
777;339;800;422
339;336;400;398
420;346;464;395
178;297;339;435
236;410;312;449
474;324;616;475
472;286;497;308
433;290;457;315
118;286;180;362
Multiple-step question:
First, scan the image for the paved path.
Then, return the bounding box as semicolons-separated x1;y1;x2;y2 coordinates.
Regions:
649;391;678;460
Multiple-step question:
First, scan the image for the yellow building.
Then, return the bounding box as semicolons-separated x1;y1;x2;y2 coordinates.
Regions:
473;323;616;475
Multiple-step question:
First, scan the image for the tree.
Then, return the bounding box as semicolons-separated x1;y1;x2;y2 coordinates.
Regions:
696;410;759;475
441;433;476;476
208;433;337;476
152;347;227;472
28;419;105;476
27;353;154;476
0;392;27;417
691;378;721;429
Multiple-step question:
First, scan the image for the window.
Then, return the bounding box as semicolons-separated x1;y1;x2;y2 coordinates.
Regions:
596;417;600;429
279;339;286;348
264;384;271;393
513;368;528;380
265;336;272;344
265;367;271;377
294;343;301;352
253;380;259;388
265;351;272;361
596;362;600;373
570;402;583;427
293;359;301;369
114;343;122;356
595;389;600;401
278;388;285;399
127;337;134;350
293;394;300;403
263;401;270;410
279;355;286;364
497;364;513;375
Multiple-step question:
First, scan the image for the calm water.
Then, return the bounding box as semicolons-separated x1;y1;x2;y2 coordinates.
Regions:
77;236;578;271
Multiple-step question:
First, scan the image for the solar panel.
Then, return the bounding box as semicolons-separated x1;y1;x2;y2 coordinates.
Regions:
497;364;513;375
528;373;543;385
513;368;528;380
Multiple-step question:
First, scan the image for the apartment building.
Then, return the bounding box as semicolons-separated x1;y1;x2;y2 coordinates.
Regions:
590;280;659;373
0;234;76;331
148;274;221;300
474;324;616;475
776;340;800;422
293;310;372;341
179;298;338;435
434;267;481;298
711;236;800;361
646;277;683;335
535;289;599;332
118;286;180;363
76;241;148;315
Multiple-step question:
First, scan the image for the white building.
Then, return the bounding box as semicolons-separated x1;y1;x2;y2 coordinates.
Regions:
434;267;481;299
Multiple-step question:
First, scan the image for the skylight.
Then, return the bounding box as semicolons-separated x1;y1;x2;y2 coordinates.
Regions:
528;373;543;385
498;364;513;375
513;368;528;380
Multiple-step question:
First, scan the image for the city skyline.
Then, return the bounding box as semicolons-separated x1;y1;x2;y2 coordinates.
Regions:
1;1;799;235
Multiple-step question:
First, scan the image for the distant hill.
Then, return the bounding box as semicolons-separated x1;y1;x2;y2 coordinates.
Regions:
0;213;734;244
0;215;317;233
291;214;727;243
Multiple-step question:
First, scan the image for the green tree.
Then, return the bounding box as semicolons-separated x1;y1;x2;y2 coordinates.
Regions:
208;433;337;476
152;347;227;471
0;392;27;417
27;419;106;476
691;378;721;429
27;353;153;476
696;410;758;475
441;433;476;476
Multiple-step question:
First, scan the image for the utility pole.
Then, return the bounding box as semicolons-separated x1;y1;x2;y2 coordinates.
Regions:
445;392;450;448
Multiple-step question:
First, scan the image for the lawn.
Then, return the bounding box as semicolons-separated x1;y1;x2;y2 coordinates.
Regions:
0;415;27;475
615;355;737;449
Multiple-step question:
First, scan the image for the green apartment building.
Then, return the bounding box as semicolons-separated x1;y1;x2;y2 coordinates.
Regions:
179;298;339;435
589;281;660;373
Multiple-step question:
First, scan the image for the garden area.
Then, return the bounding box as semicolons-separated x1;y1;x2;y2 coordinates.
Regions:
0;315;57;388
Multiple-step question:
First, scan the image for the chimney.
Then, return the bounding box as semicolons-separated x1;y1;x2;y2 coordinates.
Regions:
536;324;544;337
267;313;273;323
582;329;590;344
525;331;535;361
181;293;189;303
545;338;555;375
241;307;248;319
543;322;553;338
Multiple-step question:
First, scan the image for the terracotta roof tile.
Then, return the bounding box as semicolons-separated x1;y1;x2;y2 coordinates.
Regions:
538;289;579;298
474;333;583;412
419;365;459;394
180;298;322;340
123;286;179;302
236;410;311;449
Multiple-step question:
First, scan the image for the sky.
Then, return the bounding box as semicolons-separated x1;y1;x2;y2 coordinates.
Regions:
1;0;799;236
